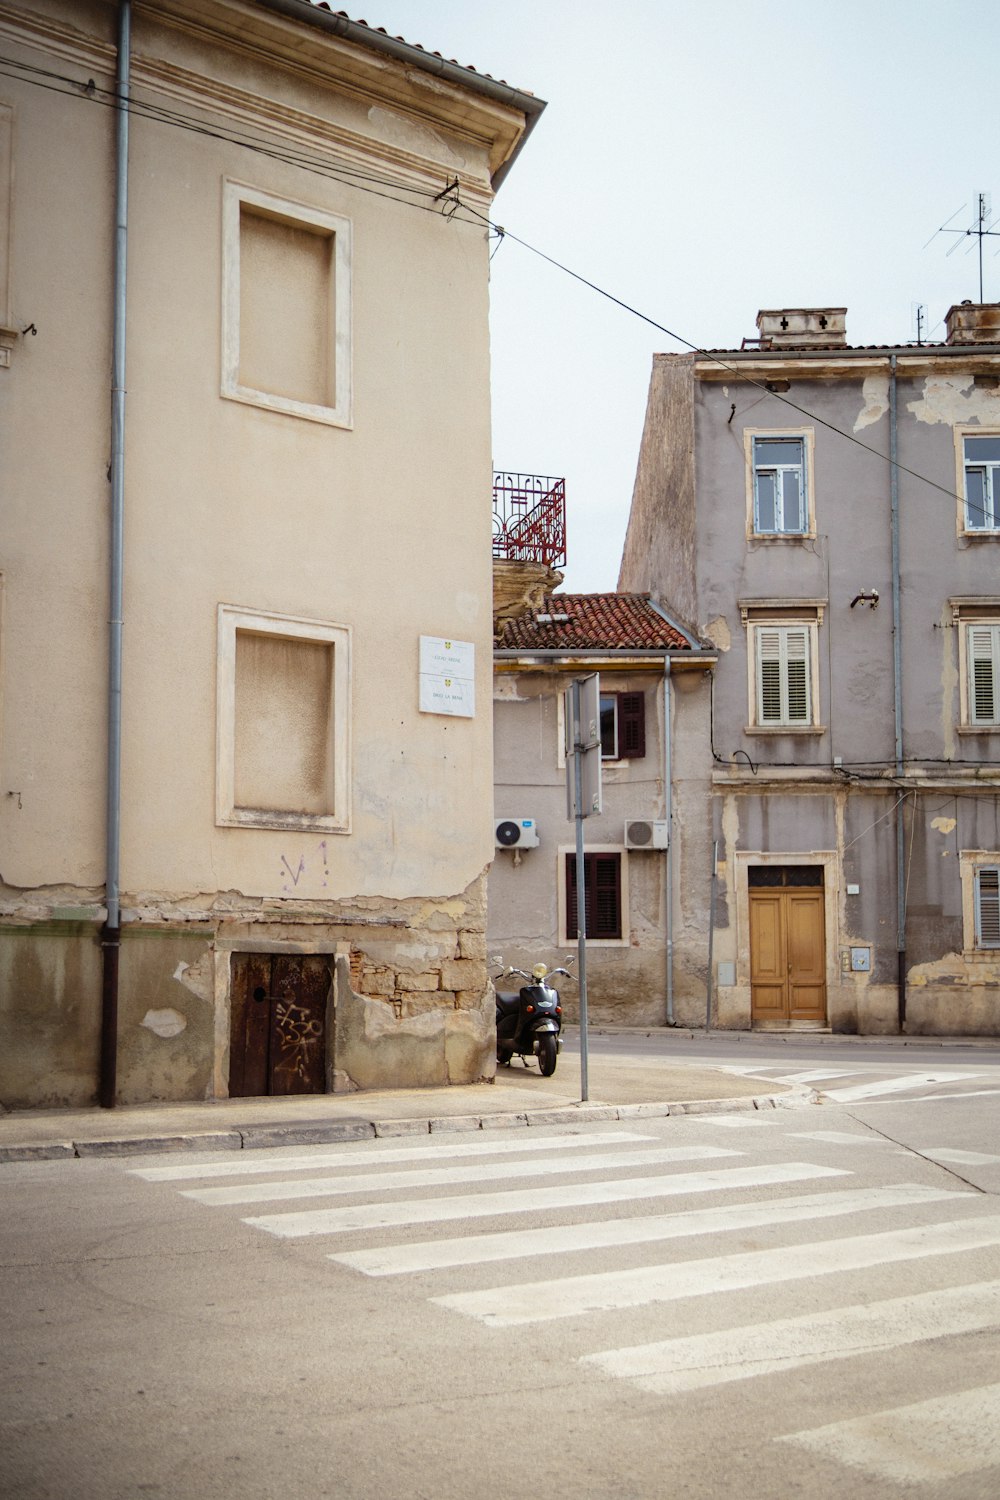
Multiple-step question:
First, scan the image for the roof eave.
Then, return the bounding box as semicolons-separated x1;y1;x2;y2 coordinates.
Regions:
252;0;546;187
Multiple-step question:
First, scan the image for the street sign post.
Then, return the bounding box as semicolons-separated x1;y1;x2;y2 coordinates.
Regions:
567;674;601;1101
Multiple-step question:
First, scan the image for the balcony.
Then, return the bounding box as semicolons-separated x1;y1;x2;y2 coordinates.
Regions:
492;472;566;569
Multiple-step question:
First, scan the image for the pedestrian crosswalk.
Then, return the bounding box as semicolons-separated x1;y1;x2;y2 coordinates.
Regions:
129;1123;1000;1488
719;1060;998;1103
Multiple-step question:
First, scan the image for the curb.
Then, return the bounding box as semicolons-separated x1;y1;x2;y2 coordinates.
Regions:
0;1089;818;1164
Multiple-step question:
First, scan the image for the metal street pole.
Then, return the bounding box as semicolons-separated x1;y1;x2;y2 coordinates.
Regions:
572;678;589;1102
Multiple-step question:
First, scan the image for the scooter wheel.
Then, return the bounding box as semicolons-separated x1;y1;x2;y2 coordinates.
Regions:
538;1035;557;1076
497;1047;513;1066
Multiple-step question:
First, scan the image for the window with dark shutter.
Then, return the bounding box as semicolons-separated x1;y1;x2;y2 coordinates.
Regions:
598;691;646;760
565;852;623;940
618;693;646;758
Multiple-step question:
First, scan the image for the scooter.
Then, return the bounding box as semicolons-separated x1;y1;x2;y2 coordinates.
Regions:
493;959;574;1077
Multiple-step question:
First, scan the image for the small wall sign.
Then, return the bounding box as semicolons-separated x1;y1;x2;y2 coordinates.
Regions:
419;635;475;718
850;946;872;972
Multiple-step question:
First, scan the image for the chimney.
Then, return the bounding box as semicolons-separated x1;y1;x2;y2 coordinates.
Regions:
944;301;1000;345
755;308;847;350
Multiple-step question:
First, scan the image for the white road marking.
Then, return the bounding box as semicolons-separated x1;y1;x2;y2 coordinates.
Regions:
184;1144;740;1207
920;1147;1000;1167
777;1382;1000;1484
244;1161;848;1238
583;1280;1000;1394
789;1131;890;1146
433;1214;1000;1327
822;1071;982;1102
911;1088;1000;1102
695;1116;774;1128
129;1130;654;1183
764;1069;864;1084
329;1184;964;1277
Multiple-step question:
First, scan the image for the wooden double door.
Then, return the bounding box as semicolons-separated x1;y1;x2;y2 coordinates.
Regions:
749;867;827;1027
229;953;332;1097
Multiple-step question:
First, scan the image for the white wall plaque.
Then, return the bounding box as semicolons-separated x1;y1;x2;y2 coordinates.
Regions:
419;635;475;718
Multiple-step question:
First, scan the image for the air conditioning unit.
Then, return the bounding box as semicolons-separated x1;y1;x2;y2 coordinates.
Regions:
495;818;539;850
625;819;669;850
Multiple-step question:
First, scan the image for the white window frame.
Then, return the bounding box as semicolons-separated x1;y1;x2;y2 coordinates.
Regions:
741;608;823;733
975;865;1000;948
745;429;815;539
216;604;352;833
967;622;1000;725
957;429;1000;534
952;605;1000;730
221;180;353;428
959;852;1000;953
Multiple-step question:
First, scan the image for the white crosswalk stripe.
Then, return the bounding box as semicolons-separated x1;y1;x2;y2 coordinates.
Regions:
243;1160;847;1237
719;1061;995;1103
584;1281;1000;1394
432;1215;1000;1326
329;1183;964;1277
181;1142;740;1208
128;1129;658;1183
821;1071;983;1102
776;1383;1000;1484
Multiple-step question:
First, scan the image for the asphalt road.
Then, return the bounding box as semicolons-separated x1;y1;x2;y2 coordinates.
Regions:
3;1047;999;1499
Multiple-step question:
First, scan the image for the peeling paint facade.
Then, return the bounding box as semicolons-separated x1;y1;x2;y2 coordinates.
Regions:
619;306;1000;1036
490;582;716;1026
0;0;540;1105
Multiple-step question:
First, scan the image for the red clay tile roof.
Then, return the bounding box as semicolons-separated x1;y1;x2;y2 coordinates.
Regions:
295;4;518;86
496;594;693;652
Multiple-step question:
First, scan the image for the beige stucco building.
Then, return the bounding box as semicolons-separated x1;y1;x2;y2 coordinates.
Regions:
620;305;1000;1036
0;0;543;1105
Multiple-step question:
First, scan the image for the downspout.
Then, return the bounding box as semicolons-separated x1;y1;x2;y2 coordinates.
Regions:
663;660;675;1025
100;0;130;1108
889;353;906;1032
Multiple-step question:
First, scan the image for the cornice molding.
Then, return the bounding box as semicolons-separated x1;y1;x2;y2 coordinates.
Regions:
137;0;525;183
0;5;115;76
132;55;494;206
696;352;1000;382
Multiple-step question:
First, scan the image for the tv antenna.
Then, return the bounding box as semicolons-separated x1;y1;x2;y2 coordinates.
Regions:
910;301;927;345
925;192;999;302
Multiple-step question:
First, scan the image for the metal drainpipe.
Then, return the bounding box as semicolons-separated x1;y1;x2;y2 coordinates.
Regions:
663;661;675;1025
100;0;130;1108
889;353;906;1032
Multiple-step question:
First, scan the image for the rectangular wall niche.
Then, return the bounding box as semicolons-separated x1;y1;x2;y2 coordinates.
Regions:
239;207;332;408
217;605;351;832
222;182;352;427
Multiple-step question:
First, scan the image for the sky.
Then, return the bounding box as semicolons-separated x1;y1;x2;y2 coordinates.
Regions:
365;0;1000;593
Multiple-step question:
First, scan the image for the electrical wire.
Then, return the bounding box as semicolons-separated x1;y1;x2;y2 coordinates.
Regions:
1;49;996;522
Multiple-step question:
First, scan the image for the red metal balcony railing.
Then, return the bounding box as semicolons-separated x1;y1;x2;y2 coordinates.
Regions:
492;472;567;569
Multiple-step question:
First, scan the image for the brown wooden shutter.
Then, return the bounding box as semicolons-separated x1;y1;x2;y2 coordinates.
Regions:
566;852;622;940
618;693;646;758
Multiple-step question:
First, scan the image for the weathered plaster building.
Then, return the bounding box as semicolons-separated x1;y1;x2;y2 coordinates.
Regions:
0;0;543;1105
491;573;715;1025
619;304;1000;1035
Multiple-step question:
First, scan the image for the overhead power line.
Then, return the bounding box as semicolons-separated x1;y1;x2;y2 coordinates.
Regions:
2;49;996;520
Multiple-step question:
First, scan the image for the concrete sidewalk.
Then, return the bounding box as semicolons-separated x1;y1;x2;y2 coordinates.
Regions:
0;1043;811;1163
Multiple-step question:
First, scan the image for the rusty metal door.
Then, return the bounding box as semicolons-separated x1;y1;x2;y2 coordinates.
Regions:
749;867;826;1026
229;953;331;1096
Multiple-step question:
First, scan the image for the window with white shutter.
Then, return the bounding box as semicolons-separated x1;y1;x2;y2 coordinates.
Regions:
974;866;1000;948
754;624;812;726
968;624;1000;725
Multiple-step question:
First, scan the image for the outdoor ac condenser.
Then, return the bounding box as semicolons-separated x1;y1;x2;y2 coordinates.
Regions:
495;818;539;849
625;819;669;850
